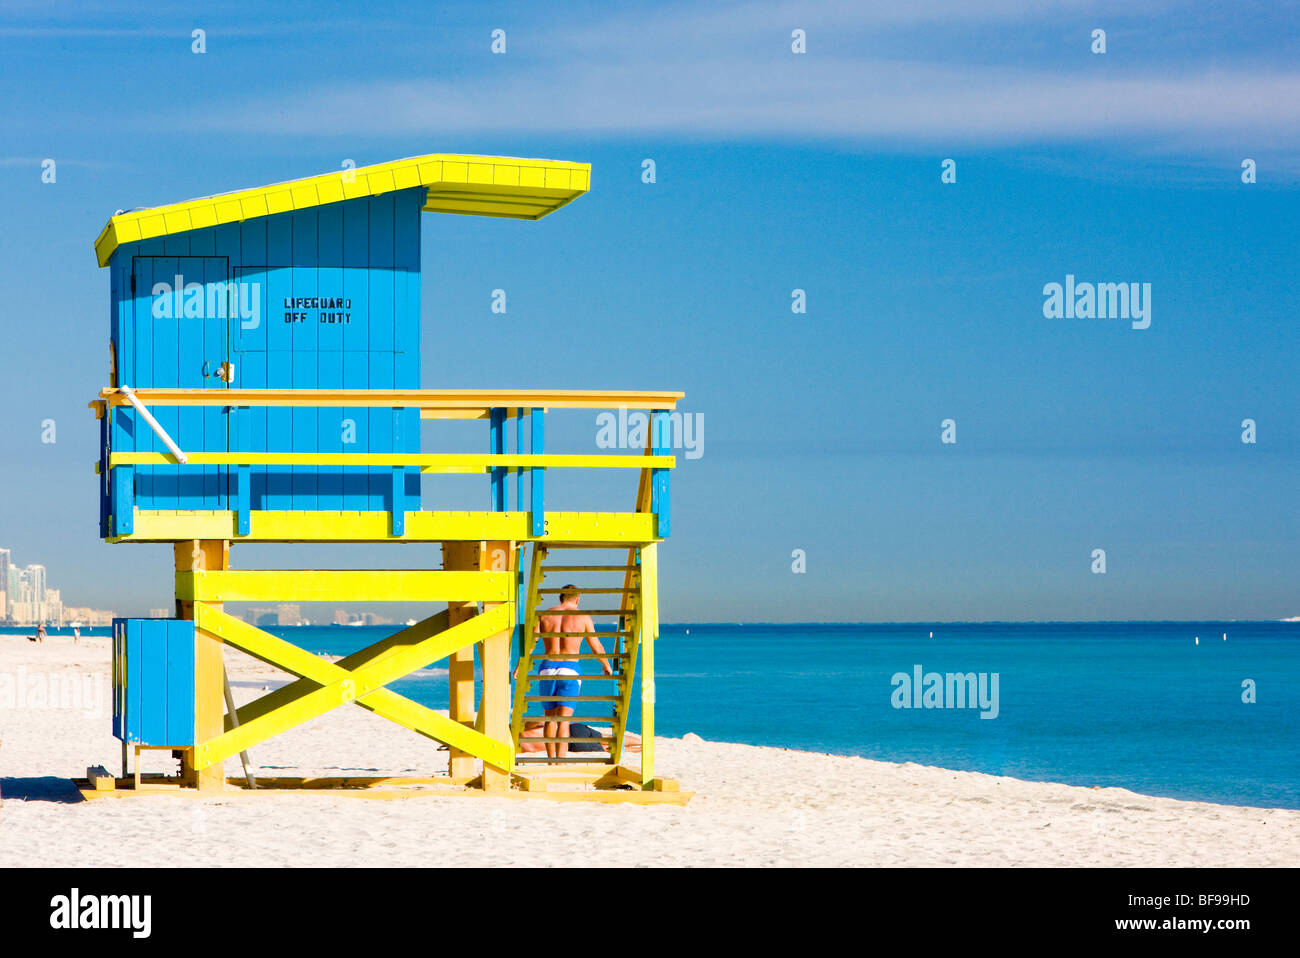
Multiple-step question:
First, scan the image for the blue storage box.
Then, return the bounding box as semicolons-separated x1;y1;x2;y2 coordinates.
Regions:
112;618;196;746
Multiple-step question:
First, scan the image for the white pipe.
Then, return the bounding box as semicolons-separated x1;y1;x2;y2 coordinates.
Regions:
118;385;188;465
222;666;257;789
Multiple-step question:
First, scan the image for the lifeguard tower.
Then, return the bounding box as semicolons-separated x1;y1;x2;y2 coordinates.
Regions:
86;154;684;801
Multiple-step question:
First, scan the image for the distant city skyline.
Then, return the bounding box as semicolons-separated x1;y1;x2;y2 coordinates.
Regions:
0;544;114;626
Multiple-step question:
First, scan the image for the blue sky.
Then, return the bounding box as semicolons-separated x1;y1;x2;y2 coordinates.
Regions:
0;1;1297;621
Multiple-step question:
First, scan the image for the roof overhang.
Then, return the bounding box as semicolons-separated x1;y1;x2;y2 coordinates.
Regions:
94;153;590;267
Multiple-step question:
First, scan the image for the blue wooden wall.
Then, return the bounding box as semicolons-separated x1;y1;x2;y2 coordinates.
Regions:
107;188;424;525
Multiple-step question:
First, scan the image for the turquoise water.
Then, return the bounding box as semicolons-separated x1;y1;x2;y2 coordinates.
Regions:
7;621;1296;808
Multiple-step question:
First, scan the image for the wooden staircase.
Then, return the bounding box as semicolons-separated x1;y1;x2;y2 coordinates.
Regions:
509;543;646;766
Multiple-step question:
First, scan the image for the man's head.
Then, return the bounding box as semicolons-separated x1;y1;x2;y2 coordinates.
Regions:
559;585;581;605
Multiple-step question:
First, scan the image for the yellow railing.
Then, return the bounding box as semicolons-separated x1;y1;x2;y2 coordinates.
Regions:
92;387;681;542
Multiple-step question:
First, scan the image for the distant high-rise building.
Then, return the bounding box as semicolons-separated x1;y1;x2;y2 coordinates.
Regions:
0;547;10;621
7;561;19;621
24;564;47;622
148;608;171;618
44;588;62;626
276;603;303;626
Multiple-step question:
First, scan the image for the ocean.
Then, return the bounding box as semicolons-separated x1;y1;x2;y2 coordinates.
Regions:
6;621;1296;809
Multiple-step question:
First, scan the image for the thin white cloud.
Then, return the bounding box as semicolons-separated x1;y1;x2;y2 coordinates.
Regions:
189;61;1300;148
161;0;1300;149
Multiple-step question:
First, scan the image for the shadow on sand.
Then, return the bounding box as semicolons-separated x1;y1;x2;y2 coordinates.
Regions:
0;776;84;803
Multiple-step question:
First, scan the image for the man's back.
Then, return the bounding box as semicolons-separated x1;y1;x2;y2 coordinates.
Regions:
539;607;595;656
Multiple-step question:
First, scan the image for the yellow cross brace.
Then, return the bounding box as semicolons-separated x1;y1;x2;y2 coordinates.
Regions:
192;604;515;772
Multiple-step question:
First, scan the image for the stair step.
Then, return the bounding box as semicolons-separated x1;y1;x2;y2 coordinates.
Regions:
542;565;639;573
538;544;641;551
534;609;635;616
526;673;621;682
514;756;617;765
536;631;632;639
524;651;630;659
516;716;615;723
526;695;620;703
538;587;637;594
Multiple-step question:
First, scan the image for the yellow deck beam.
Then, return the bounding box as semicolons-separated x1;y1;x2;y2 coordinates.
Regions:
116;510;659;543
98;386;682;411
177;569;511;603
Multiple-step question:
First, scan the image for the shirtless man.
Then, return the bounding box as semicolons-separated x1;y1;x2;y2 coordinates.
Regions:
513;585;613;760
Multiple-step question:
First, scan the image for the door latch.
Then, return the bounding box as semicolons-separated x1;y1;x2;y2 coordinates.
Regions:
217;361;236;384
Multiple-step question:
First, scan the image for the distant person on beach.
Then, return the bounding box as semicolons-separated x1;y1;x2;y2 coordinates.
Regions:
73;627;80;644
513;585;613;760
33;624;46;643
518;720;641;754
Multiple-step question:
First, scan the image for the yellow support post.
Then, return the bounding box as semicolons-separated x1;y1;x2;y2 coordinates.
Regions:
639;543;658;789
443;541;480;780
509;544;546;748
480;540;515;792
175;539;229;792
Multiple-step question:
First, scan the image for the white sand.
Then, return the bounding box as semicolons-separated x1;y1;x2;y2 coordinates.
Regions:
1;634;1296;867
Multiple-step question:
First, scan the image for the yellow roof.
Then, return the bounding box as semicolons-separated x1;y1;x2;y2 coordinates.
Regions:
94;153;590;267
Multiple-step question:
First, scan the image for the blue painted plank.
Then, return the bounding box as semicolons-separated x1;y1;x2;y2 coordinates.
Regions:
237;464;251;536
112;620;123;740
112;465;135;535
368;350;393;509
99;404;110;537
530;408;545;536
140;619;167;745
490;407;506;511
234;266;268;353
147;257;179;504
164;620;196;746
240;218;267;267
651;410;671;537
127;619;142;743
202;256;228;506
317;348;344;511
265;352;293;511
391;466;405;535
291;349;318;509
342;349;368;508
516;411;525;511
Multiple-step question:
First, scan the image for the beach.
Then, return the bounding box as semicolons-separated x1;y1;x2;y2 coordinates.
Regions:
1;633;1296;868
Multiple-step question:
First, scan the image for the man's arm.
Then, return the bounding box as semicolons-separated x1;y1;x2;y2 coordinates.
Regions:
512;618;543;682
581;617;614;675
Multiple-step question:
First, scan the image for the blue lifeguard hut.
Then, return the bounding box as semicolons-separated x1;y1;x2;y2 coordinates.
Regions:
89;154;685;800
